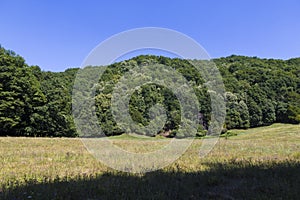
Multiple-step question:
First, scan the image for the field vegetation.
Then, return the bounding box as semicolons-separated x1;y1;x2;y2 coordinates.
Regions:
0;123;299;199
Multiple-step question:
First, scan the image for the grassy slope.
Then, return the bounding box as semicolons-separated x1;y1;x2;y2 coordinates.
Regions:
0;123;299;199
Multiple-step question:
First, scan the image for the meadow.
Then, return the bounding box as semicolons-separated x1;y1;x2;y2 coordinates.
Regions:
0;123;299;199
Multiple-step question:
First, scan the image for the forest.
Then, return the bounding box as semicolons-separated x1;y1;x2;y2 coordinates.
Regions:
0;45;299;137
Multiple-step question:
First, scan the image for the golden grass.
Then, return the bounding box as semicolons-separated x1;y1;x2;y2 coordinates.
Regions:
0;123;299;199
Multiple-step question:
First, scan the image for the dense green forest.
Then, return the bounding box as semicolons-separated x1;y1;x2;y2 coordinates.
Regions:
0;45;299;137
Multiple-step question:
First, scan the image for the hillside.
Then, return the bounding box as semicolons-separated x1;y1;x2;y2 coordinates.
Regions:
0;46;299;137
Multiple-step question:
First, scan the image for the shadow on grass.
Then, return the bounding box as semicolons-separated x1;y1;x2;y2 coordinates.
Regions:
1;161;299;200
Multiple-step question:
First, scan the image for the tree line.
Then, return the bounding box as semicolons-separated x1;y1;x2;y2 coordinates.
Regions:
0;46;299;137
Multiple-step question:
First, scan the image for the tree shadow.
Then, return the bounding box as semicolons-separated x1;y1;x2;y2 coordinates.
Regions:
1;161;299;200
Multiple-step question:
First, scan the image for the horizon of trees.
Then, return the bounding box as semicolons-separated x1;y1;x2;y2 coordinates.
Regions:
0;45;299;137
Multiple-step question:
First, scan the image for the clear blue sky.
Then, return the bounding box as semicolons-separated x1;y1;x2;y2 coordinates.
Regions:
1;0;299;71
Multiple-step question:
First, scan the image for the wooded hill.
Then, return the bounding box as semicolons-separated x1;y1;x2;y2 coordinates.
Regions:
0;46;299;137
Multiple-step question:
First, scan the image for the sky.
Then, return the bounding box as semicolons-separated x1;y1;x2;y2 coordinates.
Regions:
0;0;299;71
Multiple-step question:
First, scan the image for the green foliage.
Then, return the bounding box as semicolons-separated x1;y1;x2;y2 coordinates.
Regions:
94;58;208;137
0;47;45;136
286;92;300;123
216;55;300;128
0;45;299;137
225;92;250;129
92;55;300;137
38;69;78;137
0;46;78;137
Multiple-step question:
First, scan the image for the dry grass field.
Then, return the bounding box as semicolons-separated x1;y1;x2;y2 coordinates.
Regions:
0;123;299;199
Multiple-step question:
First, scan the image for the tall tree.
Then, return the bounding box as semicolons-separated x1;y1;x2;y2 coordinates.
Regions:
0;47;45;136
